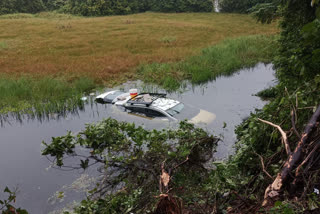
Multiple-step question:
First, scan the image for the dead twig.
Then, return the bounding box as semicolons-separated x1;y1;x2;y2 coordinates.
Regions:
258;118;291;155
254;152;273;180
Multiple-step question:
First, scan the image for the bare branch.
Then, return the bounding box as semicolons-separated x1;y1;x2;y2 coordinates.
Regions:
254;152;273;180
258;118;291;155
173;156;189;171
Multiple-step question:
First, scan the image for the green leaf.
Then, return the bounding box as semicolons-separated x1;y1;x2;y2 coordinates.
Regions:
274;201;282;207
223;122;227;128
16;209;29;214
80;159;89;170
4;186;11;193
316;6;320;18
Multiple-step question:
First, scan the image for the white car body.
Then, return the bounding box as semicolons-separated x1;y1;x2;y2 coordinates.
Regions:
95;90;131;105
95;91;216;124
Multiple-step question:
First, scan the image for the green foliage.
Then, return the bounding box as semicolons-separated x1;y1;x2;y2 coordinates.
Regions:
212;1;320;212
267;201;296;214
42;119;218;213
0;0;214;16
0;187;28;214
149;0;213;13
273;0;319;85
249;2;279;23
73;189;144;213
0;0;46;15
256;86;278;99
60;0;213;16
219;0;272;13
139;35;277;91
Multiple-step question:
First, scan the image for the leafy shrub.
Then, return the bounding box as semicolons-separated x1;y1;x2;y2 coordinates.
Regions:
42;119;218;213
219;0;272;13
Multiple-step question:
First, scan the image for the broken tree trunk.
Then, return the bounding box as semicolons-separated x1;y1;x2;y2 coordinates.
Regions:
262;105;320;206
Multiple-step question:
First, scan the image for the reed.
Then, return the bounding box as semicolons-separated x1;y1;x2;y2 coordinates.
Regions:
0;75;96;115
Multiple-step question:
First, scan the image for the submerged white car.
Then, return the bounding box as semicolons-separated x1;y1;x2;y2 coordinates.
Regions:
123;93;184;121
95;91;215;124
95;90;130;105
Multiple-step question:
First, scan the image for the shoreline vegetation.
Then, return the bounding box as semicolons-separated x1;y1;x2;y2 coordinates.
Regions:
139;35;277;90
0;12;278;116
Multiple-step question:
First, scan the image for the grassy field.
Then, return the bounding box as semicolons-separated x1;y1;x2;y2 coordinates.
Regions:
0;12;278;115
0;12;278;82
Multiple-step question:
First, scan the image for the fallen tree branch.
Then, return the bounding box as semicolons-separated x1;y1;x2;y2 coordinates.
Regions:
258;118;291;155
262;105;320;206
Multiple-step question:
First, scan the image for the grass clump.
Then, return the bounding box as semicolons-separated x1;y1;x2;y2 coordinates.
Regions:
0;12;78;20
34;12;79;19
139;35;278;90
256;86;278;99
0;13;35;19
0;41;7;50
0;75;96;116
160;36;177;44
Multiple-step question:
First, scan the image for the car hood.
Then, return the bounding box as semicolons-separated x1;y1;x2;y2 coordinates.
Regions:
188;109;216;125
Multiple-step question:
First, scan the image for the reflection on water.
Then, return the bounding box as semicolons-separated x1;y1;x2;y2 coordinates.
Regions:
0;63;275;213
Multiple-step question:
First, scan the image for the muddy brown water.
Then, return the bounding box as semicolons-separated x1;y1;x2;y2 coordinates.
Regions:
0;63;275;213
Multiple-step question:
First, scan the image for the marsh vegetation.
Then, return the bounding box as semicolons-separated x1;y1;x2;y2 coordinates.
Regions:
0;12;277;115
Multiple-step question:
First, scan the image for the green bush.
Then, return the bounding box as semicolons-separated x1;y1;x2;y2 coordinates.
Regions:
219;0;272;13
0;0;46;15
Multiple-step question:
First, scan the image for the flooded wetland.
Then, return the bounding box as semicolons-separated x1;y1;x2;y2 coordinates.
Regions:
1;0;316;212
0;63;275;213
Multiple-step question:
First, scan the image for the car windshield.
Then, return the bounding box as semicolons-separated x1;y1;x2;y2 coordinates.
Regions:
166;103;185;116
106;91;125;101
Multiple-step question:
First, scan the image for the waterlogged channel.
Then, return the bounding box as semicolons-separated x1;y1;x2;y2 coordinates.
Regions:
0;63;275;213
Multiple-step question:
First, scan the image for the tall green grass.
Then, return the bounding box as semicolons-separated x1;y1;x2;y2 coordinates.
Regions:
138;35;277;90
0;76;96;117
0;13;35;19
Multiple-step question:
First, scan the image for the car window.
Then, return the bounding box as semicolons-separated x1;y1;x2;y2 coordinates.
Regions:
166;103;184;116
172;104;200;121
145;109;166;117
106;91;125;101
128;107;166;117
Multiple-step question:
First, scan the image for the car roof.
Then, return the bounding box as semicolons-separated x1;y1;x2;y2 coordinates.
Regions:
126;93;181;111
150;98;180;111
